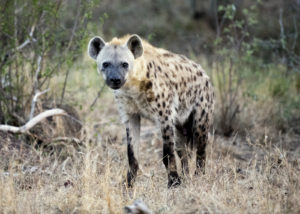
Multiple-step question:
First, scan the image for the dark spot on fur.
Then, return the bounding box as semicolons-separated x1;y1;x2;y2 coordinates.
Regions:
163;102;166;108
200;125;206;132
146;81;152;90
146;71;150;78
146;97;153;102
206;80;208;87
200;96;203;102
159;111;163;116
163;53;174;57
201;109;206;118
158;66;161;71
163;135;170;140
148;62;152;68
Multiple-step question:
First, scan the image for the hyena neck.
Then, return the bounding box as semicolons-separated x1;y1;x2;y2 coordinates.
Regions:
122;56;147;92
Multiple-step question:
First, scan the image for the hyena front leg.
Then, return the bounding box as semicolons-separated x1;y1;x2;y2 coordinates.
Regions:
161;122;181;188
126;114;140;187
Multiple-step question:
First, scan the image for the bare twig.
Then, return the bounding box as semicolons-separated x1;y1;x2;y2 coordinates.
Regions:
15;24;37;51
60;0;81;104
0;109;66;134
90;84;105;109
292;15;298;51
53;137;81;144
29;88;50;120
28;55;43;120
279;8;286;50
33;56;42;92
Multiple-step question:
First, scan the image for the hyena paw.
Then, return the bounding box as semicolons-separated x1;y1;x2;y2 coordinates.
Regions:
168;171;181;188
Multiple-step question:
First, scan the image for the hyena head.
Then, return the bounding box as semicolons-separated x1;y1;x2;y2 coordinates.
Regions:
88;35;143;90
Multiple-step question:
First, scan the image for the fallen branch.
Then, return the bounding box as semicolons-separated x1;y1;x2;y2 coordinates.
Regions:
0;109;66;134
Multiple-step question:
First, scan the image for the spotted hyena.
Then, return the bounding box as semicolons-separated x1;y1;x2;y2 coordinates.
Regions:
88;34;214;188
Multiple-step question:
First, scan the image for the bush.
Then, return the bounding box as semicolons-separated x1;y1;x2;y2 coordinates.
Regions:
0;0;99;125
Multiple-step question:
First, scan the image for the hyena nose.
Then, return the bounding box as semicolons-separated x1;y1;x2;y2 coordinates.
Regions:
110;78;121;85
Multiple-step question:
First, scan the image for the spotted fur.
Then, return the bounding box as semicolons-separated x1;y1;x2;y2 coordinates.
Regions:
88;34;214;188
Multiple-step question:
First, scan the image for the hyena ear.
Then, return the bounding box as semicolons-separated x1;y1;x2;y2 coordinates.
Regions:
88;36;106;60
126;34;143;59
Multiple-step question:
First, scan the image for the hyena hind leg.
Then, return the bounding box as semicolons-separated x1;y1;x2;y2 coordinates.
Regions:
193;109;210;174
175;110;195;175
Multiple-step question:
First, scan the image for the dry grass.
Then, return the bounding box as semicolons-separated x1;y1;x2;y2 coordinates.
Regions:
0;56;299;214
1;124;299;214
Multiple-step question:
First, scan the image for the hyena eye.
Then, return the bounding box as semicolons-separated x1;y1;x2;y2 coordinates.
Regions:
102;62;110;68
121;62;129;69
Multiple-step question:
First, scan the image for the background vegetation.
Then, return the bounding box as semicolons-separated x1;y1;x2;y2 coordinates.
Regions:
0;0;299;213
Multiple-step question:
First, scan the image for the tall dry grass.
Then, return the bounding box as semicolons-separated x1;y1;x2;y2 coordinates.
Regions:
0;124;299;213
0;55;299;214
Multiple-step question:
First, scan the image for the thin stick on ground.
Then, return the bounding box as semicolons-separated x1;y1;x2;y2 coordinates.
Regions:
0;109;66;134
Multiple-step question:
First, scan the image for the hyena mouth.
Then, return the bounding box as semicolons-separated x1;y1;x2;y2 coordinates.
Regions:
110;85;122;90
106;78;125;90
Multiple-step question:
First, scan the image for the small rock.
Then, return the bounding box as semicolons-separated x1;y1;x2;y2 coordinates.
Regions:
124;199;153;214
